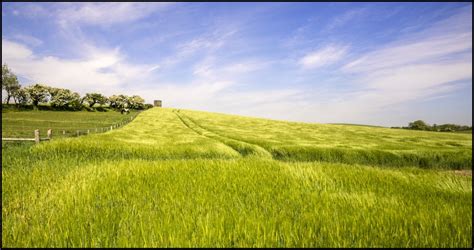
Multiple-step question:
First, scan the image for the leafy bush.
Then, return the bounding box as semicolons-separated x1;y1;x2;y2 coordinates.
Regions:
400;120;472;133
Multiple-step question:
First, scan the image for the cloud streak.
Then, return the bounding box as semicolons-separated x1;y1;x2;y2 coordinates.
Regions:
327;6;472;124
324;7;368;31
1;39;156;96
299;44;348;69
342;32;471;73
11;34;43;47
57;3;173;27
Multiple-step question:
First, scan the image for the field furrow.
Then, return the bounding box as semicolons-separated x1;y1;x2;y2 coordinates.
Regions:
174;110;272;158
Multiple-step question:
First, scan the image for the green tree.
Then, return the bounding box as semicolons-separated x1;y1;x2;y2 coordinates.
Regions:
24;84;50;109
117;94;129;109
2;64;21;104
408;120;430;130
84;93;107;107
50;88;81;110
129;95;145;109
98;95;108;107
79;96;88;107
48;86;61;96
68;92;83;110
2;64;10;90
48;87;63;103
13;87;29;105
109;94;129;109
109;94;144;110
108;95;119;109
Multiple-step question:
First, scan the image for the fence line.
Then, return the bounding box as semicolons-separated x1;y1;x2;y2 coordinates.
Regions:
2;111;141;143
2;118;137;129
2;129;52;144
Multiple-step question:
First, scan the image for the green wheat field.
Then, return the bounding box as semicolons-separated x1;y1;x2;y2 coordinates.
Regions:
2;108;472;247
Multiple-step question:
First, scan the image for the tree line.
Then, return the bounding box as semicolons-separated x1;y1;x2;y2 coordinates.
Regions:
392;120;472;132
2;64;151;111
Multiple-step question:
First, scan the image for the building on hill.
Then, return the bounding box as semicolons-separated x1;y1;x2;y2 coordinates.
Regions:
154;100;162;107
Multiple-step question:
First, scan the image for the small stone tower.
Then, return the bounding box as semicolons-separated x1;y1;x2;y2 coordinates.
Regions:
154;100;162;107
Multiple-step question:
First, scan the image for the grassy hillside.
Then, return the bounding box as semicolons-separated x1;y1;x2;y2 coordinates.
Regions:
177;109;472;169
2;110;138;138
2;108;472;247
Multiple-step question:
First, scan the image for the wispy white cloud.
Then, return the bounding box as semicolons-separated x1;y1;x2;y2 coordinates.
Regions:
11;34;43;47
161;28;239;69
1;36;268;108
327;6;473;125
9;3;51;18
341;14;471;98
192;56;270;80
324;7;368;31
342;32;471;73
363;63;471;92
1;39;157;96
57;3;173;27
2;40;33;59
228;6;472;126
2;3;255;107
129;80;304;120
299;44;348;69
147;65;161;72
128;54;279;113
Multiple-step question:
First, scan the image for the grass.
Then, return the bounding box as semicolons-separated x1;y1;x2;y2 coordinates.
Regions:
454;130;473;134
2;109;138;138
177;109;472;169
2;107;472;247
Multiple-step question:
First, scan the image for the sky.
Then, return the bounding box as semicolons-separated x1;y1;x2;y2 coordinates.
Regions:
2;2;472;127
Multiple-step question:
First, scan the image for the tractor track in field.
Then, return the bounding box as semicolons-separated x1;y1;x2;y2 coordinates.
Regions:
173;110;217;138
173;110;272;158
173;110;243;156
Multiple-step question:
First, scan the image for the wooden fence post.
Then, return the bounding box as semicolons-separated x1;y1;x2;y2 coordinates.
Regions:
63;130;65;135
77;130;80;136
110;126;113;130
34;129;40;144
47;129;52;140
87;129;90;134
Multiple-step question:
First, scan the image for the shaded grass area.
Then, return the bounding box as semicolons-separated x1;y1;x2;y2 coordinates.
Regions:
269;145;471;170
2;108;472;247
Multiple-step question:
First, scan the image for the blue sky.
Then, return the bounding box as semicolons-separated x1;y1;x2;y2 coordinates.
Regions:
2;2;472;126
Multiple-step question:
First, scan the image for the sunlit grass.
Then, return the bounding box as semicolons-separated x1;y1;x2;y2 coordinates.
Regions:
2;107;472;247
178;109;472;169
